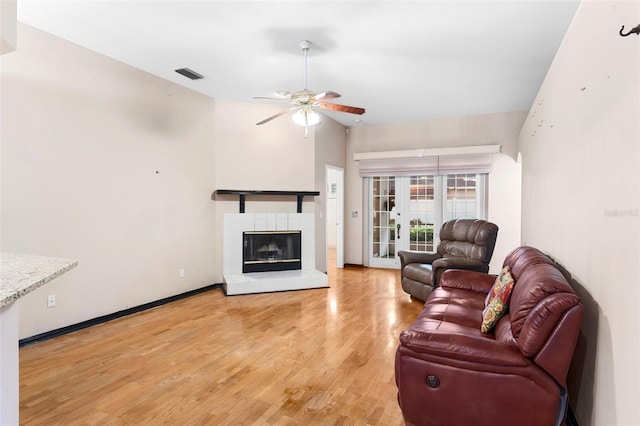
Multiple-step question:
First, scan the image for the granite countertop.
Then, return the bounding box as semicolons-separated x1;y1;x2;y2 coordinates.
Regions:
0;253;78;308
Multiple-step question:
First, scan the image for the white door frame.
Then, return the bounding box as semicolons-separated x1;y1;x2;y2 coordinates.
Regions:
367;176;403;269
326;165;344;268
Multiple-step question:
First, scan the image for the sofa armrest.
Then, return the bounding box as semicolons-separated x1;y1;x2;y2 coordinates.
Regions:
398;250;441;268
439;269;497;293
399;329;527;367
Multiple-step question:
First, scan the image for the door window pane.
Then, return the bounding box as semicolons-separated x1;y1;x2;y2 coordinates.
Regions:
372;177;396;259
445;173;478;220
409;175;435;252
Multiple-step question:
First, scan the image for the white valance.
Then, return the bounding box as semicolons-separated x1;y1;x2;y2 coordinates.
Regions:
354;145;500;177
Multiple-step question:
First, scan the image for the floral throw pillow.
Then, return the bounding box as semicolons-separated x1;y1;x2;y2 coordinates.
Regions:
481;266;515;333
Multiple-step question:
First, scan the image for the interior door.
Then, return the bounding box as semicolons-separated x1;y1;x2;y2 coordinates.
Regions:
326;165;344;269
369;176;400;268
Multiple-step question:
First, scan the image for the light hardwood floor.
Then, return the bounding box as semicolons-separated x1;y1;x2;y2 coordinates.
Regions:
19;251;424;425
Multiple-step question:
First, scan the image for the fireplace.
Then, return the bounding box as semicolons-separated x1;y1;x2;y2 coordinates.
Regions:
243;230;302;273
222;212;328;295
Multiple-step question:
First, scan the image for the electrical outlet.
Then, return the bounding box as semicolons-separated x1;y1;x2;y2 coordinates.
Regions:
47;295;56;308
179;268;185;278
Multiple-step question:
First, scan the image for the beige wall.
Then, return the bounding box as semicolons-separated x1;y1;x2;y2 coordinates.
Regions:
0;0;17;54
212;99;317;191
345;111;526;273
314;119;347;272
519;1;639;424
1;24;218;338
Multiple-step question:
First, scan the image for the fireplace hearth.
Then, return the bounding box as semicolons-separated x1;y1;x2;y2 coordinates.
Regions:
243;230;302;273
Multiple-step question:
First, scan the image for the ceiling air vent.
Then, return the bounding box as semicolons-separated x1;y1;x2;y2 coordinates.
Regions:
174;68;204;80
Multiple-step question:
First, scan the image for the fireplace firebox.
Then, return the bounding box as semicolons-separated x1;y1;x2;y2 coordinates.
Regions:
243;231;302;273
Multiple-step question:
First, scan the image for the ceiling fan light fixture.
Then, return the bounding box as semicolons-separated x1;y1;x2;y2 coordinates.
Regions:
292;108;320;127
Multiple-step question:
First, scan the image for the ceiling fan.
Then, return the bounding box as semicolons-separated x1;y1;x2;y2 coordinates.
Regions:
254;40;366;137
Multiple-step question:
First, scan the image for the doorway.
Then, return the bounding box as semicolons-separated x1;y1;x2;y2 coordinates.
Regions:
326;165;344;270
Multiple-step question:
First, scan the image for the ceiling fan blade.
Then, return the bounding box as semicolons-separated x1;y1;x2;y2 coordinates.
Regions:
256;107;297;125
253;96;290;101
314;91;341;101
317;102;365;115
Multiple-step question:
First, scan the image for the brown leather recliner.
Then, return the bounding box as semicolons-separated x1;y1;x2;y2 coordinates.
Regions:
398;219;499;301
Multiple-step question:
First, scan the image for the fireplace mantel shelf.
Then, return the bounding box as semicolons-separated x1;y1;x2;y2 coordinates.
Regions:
213;190;320;213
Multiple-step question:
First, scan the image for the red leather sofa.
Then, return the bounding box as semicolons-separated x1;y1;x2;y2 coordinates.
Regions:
395;246;583;426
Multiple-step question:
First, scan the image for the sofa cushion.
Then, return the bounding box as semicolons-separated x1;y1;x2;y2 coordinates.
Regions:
398;287;528;366
508;263;580;356
503;246;554;281
416;287;487;329
481;267;515;333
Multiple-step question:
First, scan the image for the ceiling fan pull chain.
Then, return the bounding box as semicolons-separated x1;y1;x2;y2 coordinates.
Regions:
304;109;309;138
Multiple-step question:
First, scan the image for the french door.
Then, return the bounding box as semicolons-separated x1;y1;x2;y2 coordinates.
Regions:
368;174;486;269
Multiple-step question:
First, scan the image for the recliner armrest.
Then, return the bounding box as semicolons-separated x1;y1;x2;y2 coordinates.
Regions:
439;269;497;292
432;257;488;273
398;250;441;268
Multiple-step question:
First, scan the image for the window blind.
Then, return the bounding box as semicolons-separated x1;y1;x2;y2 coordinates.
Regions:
357;154;494;176
355;146;499;177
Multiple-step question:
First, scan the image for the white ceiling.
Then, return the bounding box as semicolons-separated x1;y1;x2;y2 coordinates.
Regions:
17;0;580;126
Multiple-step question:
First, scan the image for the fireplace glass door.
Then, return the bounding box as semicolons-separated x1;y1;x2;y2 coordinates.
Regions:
243;231;302;273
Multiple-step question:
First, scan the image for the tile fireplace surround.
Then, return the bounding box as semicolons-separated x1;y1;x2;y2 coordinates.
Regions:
223;213;328;295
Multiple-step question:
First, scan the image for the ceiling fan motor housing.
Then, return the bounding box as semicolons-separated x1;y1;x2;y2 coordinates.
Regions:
299;40;311;51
